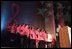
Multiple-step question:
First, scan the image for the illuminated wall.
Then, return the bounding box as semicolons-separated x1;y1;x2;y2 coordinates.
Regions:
44;1;56;39
1;1;11;31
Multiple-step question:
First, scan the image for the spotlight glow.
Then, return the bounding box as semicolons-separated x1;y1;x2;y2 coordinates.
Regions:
1;14;6;31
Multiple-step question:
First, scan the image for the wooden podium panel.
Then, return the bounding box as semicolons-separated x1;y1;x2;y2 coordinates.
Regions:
59;26;71;48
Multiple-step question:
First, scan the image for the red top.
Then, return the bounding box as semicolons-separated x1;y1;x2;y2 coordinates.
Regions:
24;25;29;37
35;30;39;42
11;25;16;33
17;25;21;34
20;26;25;36
39;31;46;41
39;32;44;41
29;29;36;39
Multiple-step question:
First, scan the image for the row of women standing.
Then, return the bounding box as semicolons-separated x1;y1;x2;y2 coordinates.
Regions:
6;23;56;48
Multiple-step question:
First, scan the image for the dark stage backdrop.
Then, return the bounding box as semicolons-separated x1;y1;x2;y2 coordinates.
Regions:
1;1;45;31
